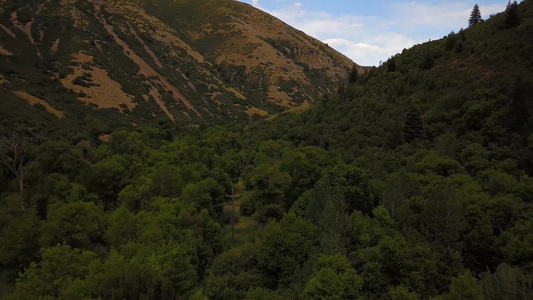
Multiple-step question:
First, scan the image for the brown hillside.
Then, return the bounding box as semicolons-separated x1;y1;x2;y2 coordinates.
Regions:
0;0;359;125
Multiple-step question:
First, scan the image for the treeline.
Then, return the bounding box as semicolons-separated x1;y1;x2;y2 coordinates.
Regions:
2;113;533;299
0;124;240;299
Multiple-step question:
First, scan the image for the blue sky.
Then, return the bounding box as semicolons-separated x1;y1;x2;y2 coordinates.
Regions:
239;0;509;66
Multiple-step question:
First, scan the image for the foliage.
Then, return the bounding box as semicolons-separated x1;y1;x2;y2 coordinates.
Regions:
505;1;521;28
302;254;363;299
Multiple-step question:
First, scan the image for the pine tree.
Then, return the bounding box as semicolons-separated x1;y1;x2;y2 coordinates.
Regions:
469;4;483;27
505;1;520;28
348;64;358;83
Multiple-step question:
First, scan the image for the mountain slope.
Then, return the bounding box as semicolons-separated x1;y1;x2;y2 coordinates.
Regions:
250;0;533;159
0;0;356;127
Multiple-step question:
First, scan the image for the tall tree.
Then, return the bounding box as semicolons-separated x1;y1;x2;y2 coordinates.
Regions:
469;4;483;27
0;122;41;193
505;1;521;28
302;254;363;299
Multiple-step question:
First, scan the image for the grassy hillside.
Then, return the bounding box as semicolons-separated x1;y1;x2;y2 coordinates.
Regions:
0;0;355;129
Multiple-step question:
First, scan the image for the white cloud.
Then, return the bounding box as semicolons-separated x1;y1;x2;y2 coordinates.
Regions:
324;38;381;55
391;2;506;30
264;4;366;39
481;3;508;17
324;33;416;66
242;1;508;66
260;2;415;65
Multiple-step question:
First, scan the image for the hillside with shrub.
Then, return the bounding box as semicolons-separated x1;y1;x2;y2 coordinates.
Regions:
0;0;355;128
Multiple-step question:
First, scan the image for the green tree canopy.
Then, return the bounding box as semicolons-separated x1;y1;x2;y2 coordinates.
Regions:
302;254;363;300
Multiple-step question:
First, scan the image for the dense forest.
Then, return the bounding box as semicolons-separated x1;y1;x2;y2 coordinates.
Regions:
2;1;533;299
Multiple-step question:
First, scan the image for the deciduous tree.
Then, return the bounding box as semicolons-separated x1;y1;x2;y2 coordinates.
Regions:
0;122;41;193
302;254;363;299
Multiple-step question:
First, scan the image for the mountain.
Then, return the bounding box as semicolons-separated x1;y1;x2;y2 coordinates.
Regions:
0;0;356;127
249;0;533;159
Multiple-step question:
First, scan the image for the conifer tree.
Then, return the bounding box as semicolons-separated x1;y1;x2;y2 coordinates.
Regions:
505;1;521;28
469;4;483;27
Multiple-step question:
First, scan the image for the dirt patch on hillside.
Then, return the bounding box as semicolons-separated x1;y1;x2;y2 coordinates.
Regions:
114;1;206;63
0;24;16;38
228;87;245;100
13;91;64;118
148;84;175;122
60;52;136;111
209;75;246;100
288;100;311;113
72;52;92;63
95;7;201;118
50;39;60;55
267;85;291;106
0;46;13;56
98;134;111;142
11;12;34;44
245;106;268;117
128;24;163;69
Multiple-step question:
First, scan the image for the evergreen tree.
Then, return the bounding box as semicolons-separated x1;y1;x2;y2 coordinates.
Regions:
505;1;521;28
469;4;483;27
349;64;359;83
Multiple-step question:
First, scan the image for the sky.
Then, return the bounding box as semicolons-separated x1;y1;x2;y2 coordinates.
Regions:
238;0;509;66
